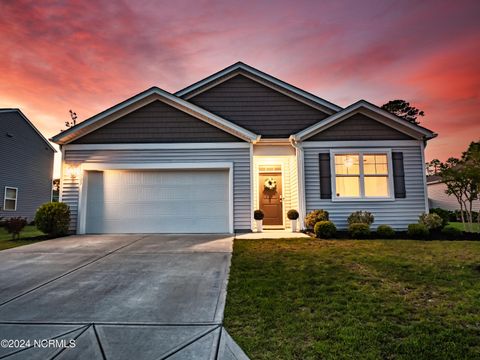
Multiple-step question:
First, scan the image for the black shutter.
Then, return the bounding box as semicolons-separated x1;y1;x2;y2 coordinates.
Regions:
319;153;332;199
392;152;406;198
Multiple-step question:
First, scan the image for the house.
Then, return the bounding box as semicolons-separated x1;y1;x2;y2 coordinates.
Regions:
0;109;56;222
427;175;480;211
51;62;436;234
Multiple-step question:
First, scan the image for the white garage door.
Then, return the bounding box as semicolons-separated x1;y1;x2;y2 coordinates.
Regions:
85;169;230;233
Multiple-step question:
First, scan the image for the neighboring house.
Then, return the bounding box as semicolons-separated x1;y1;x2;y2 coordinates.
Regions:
51;62;436;234
0;109;56;222
427;175;480;211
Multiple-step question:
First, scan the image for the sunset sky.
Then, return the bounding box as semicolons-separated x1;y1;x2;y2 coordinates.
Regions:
1;0;479;175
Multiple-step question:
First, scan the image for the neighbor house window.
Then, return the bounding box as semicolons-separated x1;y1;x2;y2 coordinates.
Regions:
332;151;392;200
3;187;18;211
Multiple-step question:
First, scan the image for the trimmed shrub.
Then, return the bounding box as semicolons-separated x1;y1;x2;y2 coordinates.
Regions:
287;210;299;220
408;223;429;239
348;223;371;239
376;224;395;238
305;209;329;229
314;221;336;239
253;209;264;220
418;213;443;231
4;217;27;240
441;225;462;240
34;202;70;236
347;211;374;225
429;208;450;227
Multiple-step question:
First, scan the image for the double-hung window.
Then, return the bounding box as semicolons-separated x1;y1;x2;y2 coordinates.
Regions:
3;187;18;211
332;150;393;200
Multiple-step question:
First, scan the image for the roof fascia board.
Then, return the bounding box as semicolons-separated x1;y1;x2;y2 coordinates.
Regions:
293;100;436;141
175;63;342;114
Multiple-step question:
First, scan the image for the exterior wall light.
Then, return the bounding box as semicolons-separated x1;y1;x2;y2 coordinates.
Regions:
65;164;81;179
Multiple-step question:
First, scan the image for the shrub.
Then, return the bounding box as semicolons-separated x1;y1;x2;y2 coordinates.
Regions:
347;211;374;225
407;223;429;239
4;217;27;239
314;221;336;239
429;208;450;227
287;210;299;220
34;202;70;236
418;213;443;231
376;224;395;238
253;209;264;220
348;223;371;239
441;225;462;240
305;209;329;229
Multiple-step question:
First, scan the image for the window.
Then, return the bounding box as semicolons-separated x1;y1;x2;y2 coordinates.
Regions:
332;151;392;200
3;187;18;211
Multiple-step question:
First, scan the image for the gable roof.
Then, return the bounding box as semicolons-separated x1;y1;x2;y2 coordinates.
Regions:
0;109;56;152
291;100;437;142
51;87;260;145
175;62;342;114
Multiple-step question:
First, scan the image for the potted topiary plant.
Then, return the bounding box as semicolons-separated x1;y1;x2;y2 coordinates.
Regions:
254;209;264;232
287;210;299;232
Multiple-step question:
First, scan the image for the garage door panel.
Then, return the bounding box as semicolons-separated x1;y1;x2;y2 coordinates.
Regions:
85;170;230;233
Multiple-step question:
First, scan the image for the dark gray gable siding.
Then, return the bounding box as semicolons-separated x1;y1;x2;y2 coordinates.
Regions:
187;74;330;138
71;100;243;144
0;111;54;221
306;113;414;141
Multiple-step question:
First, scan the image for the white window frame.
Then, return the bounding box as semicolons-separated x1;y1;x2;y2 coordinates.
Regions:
3;186;18;211
330;149;394;202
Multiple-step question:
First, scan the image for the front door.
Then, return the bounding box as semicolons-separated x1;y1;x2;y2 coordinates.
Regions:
259;172;283;226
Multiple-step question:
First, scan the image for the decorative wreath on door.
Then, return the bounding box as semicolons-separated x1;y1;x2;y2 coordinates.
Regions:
264;177;277;190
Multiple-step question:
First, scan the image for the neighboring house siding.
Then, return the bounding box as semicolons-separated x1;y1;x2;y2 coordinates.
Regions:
304;144;426;229
0;112;54;221
62;147;251;231
71;100;243;144
306;113;413;141
188;74;330;137
428;182;480;211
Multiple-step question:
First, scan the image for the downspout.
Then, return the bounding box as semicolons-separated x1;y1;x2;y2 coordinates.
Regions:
289;135;306;229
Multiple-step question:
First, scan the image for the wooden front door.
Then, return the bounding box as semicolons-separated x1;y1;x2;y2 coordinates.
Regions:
259;172;283;226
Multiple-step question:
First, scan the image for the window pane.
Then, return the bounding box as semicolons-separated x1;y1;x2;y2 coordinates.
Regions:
335;154;359;175
4;199;16;210
336;176;360;197
365;176;389;197
364;154;388;175
5;188;17;199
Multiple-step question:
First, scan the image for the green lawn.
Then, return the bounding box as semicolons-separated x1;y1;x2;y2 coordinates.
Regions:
224;239;480;359
449;222;480;233
0;225;46;251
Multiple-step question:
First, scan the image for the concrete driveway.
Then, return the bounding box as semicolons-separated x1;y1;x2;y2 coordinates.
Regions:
0;234;247;359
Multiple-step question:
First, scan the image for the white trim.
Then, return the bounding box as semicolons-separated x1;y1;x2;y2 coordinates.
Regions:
293;100;436;141
3;186;18;211
51;88;260;145
300;140;422;148
175;63;342;113
420;141;429;213
256;162;285;228
329;149;395;202
0;109;57;152
65;142;250;151
249;143;255;231
76;162;234;234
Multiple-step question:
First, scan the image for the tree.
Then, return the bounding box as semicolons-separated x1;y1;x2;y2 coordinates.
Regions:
381;100;425;125
65;109;77;129
462;141;480;227
427;159;441;176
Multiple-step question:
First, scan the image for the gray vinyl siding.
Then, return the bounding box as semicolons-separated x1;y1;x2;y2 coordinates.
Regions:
306;113;413;141
188;74;330;137
71;100;243;144
0;111;54;221
304;144;426;229
61;146;251;232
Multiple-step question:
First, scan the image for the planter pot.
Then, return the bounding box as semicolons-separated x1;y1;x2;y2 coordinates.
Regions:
255;220;263;232
290;220;297;232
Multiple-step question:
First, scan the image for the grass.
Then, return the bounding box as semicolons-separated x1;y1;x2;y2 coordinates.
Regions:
224;239;480;359
0;225;46;251
449;222;480;233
